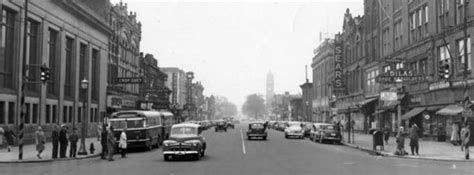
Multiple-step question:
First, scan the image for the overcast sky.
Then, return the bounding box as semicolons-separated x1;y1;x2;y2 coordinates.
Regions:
111;0;363;108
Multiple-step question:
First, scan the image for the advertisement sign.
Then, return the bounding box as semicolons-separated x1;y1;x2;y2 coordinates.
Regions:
116;77;144;84
376;70;425;83
380;91;397;101
333;42;346;93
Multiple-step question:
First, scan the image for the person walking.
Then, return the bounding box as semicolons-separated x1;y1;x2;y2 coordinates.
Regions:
0;126;4;149
59;125;68;158
100;124;108;159
409;124;420;155
451;123;461;146
4;125;16;152
395;126;407;156
35;126;46;159
383;127;390;144
118;128;127;158
68;128;79;158
107;126;116;161
51;125;59;159
461;122;471;160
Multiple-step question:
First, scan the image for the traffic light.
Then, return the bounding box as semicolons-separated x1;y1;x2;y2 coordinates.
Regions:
443;59;450;79
40;65;50;83
438;60;451;79
438;60;445;79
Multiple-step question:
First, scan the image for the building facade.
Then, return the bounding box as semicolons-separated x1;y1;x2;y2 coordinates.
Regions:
266;72;275;114
161;67;187;113
300;80;313;122
0;0;111;143
139;53;169;111
311;39;335;123
106;1;142;114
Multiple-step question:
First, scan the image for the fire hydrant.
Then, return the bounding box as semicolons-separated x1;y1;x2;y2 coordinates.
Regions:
90;142;95;154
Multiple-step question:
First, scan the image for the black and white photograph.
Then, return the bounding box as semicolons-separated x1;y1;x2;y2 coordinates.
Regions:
0;0;474;174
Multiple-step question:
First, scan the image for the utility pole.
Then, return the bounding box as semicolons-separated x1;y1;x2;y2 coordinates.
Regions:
18;0;29;160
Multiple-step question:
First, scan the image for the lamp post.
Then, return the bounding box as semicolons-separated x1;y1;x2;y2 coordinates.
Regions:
145;94;150;110
78;78;88;155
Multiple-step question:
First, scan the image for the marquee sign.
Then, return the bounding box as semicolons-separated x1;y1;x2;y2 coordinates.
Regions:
333;42;346;93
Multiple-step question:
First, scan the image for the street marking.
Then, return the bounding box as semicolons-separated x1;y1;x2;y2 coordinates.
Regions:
240;128;246;155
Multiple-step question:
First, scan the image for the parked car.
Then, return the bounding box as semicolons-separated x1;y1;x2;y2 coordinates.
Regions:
302;122;313;137
309;123;326;142
284;121;304;139
162;123;206;161
227;122;235;129
246;122;268;140
215;120;227;132
311;123;342;144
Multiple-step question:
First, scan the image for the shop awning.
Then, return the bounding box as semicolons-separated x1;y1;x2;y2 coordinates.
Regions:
427;105;444;111
401;107;426;120
358;98;377;106
436;105;465;116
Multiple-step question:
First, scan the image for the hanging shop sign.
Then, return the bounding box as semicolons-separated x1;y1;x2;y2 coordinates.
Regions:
333;42;346;93
116;77;144;84
428;81;450;91
376;70;425;83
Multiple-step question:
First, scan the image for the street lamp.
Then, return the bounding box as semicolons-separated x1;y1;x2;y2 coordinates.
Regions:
78;78;88;155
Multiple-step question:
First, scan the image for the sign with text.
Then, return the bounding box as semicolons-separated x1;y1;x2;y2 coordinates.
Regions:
116;77;144;84
376;70;425;83
428;81;450;91
333;42;346;93
380;91;398;101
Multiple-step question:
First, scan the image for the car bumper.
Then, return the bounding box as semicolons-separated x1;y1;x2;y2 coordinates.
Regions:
323;136;341;141
286;133;304;136
163;151;199;155
247;133;267;137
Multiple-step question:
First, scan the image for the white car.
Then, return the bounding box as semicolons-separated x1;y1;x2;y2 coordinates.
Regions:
284;122;304;139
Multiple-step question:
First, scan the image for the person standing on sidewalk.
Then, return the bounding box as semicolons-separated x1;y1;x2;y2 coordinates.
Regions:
409;124;420;155
59;125;68;158
395;126;407;156
4;125;16;152
35;126;46;159
100;124;108;159
107;126;116;161
51;125;59;159
68;128;79;158
451;123;461;146
118;128;127;158
461;122;471;160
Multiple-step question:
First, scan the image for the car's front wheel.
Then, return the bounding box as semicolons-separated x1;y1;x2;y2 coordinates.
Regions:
263;136;267;140
164;155;171;161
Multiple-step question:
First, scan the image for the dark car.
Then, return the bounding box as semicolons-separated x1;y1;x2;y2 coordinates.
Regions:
246;122;267;140
215;120;227;132
312;124;342;144
162;123;206;161
227;122;235;129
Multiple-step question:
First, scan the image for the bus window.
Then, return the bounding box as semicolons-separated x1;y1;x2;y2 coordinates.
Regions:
110;119;144;129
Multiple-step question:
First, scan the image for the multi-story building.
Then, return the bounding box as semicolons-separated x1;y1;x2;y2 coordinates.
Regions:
273;92;301;121
300;79;313;122
193;82;206;120
106;1;142;114
311;39;335;123
161;67;187;113
266;72;275;113
139;53;169;110
0;0;111;143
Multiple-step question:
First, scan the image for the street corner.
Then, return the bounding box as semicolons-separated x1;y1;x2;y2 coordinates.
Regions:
0;153;101;164
341;142;387;157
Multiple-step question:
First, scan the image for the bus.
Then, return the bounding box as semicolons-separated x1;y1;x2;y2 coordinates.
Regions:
108;110;175;150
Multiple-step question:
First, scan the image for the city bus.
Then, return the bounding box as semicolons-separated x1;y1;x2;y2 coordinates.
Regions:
108;110;175;150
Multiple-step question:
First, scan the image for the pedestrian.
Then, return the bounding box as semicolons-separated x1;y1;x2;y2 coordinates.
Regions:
395;126;407;156
0;126;4;148
118;128;127;158
451;123;461;146
68;128;79;158
383;127;390;144
461;122;471;160
97;123;102;141
59;125;68;158
107;126;116;161
4;125;16;152
409;124;420;155
51;125;59;159
35;126;46;159
100;124;108;159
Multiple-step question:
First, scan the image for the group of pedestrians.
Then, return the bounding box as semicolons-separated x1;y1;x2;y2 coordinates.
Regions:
0;126;17;152
100;124;128;161
50;124;79;159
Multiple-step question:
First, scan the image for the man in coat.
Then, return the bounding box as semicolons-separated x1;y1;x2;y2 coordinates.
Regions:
59;125;68;158
51;125;59;159
409;124;419;155
68;128;79;158
461;122;471;160
100;124;108;159
107;126;116;161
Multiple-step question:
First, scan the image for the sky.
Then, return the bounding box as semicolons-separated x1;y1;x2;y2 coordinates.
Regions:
110;0;363;108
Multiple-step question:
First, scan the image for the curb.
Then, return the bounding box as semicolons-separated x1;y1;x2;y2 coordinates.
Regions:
0;153;101;164
342;142;474;162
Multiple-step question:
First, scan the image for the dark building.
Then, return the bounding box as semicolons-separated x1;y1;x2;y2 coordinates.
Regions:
139;53;169;110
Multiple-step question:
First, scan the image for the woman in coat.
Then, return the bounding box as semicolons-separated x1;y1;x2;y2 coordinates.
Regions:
451;123;461;145
35;126;46;159
395;126;407;156
118;128;127;158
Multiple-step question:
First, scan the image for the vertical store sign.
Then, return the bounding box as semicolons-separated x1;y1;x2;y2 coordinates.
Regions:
334;41;345;94
172;73;177;104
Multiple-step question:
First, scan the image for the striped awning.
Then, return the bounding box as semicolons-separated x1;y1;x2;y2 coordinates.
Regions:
436;105;465;116
401;107;426;120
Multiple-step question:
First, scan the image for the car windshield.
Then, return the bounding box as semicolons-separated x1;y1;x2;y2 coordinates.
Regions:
170;127;198;136
109;118;144;129
250;123;264;129
322;125;335;130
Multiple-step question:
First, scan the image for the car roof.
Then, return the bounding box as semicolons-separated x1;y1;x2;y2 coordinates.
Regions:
249;121;265;124
172;123;200;128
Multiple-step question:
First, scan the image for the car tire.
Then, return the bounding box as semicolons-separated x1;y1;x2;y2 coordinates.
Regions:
195;152;201;160
263;136;267;140
285;134;288;139
164;155;171;161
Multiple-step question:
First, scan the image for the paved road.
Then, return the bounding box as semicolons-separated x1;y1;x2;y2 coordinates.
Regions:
2;123;474;175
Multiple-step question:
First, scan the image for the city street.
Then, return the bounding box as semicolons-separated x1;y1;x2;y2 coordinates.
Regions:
1;124;473;175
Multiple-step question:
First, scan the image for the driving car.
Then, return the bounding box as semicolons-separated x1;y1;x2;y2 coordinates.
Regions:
215;120;227;132
311;123;342;144
227;121;235;129
284;121;304;139
246;122;267;140
162;123;206;161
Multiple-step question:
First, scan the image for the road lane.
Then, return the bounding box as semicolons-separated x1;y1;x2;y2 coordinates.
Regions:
1;123;474;175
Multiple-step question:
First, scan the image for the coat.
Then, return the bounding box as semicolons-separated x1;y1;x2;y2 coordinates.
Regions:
461;127;471;146
35;131;46;152
59;129;68;144
409;126;419;146
118;131;127;149
4;129;16;145
68;133;79;145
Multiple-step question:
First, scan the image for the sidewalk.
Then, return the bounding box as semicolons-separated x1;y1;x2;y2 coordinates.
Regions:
342;131;474;161
0;138;102;163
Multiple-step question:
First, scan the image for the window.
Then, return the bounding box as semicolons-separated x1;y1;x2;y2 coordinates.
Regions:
78;107;82;123
65;37;74;98
383;65;391;73
439;45;451;61
91;49;99;100
0;9;16;89
0;102;5;124
8;102;14;124
63;106;68;123
79;43;88;99
25;103;30;124
52;105;57;124
32;104;38;124
457;37;472;72
90;108;94;123
48;29;59;94
26;20;40;92
396;63;404;70
425;6;429;23
69;106;73;124
46;105;51;124
420;59;428;74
